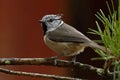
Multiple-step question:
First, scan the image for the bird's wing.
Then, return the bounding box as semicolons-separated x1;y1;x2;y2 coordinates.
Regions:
47;23;92;43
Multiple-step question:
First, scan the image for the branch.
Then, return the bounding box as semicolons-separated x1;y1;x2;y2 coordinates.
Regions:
0;58;113;79
0;67;83;80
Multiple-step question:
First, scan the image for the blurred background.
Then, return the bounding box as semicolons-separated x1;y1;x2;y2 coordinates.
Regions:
0;0;118;80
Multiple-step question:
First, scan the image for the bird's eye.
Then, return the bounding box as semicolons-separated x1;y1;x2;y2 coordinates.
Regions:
48;19;54;22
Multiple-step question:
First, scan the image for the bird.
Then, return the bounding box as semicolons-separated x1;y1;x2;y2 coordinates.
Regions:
39;14;107;61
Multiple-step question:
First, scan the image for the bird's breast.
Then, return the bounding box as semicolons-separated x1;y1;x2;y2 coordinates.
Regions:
44;35;85;56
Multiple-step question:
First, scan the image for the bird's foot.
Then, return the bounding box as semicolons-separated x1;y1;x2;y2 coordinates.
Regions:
50;56;58;65
70;55;78;66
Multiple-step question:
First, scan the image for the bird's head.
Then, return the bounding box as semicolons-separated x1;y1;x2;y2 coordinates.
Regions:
39;14;64;34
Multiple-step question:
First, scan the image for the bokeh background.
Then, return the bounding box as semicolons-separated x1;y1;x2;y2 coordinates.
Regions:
0;0;118;80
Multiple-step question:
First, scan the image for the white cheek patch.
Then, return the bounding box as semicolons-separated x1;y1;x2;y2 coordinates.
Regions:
57;21;64;28
47;21;64;32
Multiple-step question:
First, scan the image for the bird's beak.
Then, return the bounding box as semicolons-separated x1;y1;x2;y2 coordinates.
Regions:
39;20;44;23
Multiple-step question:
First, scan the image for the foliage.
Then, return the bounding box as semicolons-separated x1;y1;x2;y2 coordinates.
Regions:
89;0;120;80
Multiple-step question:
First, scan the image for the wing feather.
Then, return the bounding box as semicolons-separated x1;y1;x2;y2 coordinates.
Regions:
47;23;92;43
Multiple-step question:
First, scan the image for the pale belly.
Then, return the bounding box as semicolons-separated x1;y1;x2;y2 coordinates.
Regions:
44;35;85;56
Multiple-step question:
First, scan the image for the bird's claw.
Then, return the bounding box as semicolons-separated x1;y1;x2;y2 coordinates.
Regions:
50;56;58;65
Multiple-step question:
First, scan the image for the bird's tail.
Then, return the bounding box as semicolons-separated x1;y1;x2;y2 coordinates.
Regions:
90;42;111;53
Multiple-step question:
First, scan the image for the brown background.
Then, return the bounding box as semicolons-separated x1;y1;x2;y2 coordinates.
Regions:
0;0;118;80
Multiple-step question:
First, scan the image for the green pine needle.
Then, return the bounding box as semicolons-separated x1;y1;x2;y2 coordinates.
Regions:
89;0;120;80
90;0;120;57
